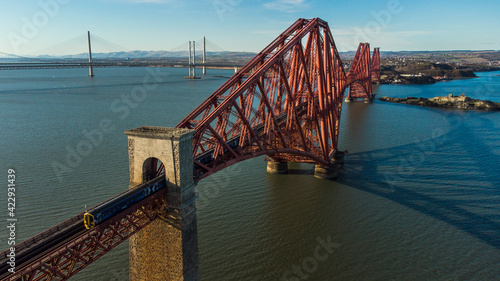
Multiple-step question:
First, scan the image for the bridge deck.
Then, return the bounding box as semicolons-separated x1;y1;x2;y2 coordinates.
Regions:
0;61;246;70
0;179;166;280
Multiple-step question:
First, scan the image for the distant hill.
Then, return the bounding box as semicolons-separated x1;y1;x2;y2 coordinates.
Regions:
379;50;500;65
27;50;360;60
35;50;258;60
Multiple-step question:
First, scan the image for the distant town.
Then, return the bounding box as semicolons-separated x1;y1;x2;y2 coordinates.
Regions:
373;50;500;84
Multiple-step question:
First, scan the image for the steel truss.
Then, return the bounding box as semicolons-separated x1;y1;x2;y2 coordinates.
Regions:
371;47;381;83
347;43;375;99
177;18;379;180
3;189;166;281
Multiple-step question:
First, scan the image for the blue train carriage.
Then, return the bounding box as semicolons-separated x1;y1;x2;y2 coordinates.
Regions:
193;136;241;177
84;177;166;229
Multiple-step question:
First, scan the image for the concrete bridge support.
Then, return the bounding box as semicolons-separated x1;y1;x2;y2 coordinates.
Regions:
125;126;199;281
266;160;288;174
364;96;374;103
314;164;338;179
314;151;345;180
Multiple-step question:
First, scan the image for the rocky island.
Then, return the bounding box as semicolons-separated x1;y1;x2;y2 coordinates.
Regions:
379;94;500;111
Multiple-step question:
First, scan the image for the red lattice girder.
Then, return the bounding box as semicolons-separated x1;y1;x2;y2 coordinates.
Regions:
371;47;381;83
177;18;374;181
347;43;373;99
1;187;167;281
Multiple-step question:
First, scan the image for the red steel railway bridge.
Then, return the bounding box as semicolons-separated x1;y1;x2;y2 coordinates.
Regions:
0;18;380;281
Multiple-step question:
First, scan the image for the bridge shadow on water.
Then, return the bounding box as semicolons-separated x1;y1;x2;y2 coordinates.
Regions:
333;113;500;249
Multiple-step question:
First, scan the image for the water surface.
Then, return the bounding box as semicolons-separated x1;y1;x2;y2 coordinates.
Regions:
0;68;499;280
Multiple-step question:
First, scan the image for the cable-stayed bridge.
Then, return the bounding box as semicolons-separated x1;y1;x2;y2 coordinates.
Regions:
0;33;248;75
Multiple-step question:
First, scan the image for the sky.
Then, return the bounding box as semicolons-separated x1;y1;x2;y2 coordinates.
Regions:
0;0;499;56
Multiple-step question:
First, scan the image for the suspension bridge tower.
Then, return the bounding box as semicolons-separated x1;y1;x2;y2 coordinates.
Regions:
185;41;200;79
202;37;207;75
87;31;94;77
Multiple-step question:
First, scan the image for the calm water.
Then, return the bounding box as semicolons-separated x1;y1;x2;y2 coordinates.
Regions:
0;68;499;280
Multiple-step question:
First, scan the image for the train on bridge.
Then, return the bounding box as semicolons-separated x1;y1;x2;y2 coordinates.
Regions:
0;140;238;280
0;177;167;280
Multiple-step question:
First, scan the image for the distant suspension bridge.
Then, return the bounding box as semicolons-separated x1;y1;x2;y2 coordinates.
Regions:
0;32;245;77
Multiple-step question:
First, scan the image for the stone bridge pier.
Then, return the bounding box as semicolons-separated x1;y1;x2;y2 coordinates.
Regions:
125;126;199;281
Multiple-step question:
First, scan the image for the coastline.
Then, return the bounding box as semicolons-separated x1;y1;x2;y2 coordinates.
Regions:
379;59;500;85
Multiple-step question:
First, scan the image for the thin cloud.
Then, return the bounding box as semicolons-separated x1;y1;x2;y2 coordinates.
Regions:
332;29;436;52
113;0;172;4
389;31;434;36
251;30;284;36
263;0;309;13
333;29;433;37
